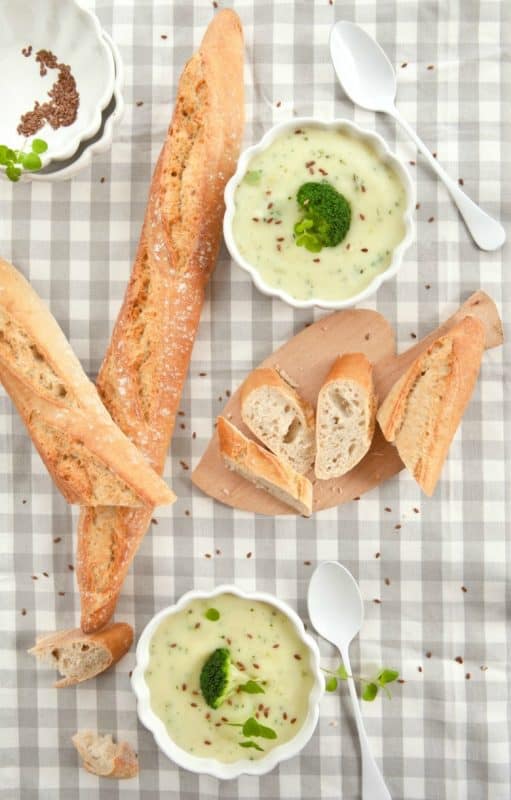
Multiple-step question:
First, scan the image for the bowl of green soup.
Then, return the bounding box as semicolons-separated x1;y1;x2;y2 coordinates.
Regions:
224;118;415;309
131;585;323;778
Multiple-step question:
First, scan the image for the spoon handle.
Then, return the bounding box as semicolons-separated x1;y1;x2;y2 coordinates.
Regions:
341;650;392;800
389;107;506;252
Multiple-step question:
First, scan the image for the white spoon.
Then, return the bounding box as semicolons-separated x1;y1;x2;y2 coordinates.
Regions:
308;561;392;800
330;20;506;252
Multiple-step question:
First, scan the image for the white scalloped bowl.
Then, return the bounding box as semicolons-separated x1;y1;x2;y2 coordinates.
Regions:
131;585;324;779
223;117;415;310
0;0;115;169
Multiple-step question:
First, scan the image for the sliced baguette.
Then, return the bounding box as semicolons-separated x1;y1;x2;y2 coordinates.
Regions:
72;730;139;779
77;9;245;632
377;316;485;495
217;416;312;516
240;368;315;474
315;353;376;479
0;257;175;508
28;623;133;687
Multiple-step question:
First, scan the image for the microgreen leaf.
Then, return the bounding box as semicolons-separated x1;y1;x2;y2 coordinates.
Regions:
239;740;264;752
241;717;260;737
22;152;42;171
378;669;399;686
337;665;350;680
325;676;338;692
243;169;262;185
254;722;277;740
31;138;48;154
0;146;8;165
204;607;220;621
362;682;379;702
5;164;21;182
240;680;265;694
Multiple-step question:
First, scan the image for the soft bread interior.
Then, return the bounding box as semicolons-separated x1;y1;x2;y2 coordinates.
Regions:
73;731;118;776
34;639;111;685
316;379;371;479
242;385;314;474
223;453;310;516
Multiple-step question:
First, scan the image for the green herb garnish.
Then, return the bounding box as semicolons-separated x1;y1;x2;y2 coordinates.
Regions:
0;138;48;182
324;662;399;701
239;740;264;751
240;679;265;694
230;716;278;752
244;169;262;185
204;608;220;621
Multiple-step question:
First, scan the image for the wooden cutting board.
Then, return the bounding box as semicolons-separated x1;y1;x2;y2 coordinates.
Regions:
192;291;503;515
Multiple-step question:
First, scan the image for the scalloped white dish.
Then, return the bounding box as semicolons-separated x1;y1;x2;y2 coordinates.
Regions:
29;31;124;182
223;117;415;310
0;0;115;169
132;585;324;779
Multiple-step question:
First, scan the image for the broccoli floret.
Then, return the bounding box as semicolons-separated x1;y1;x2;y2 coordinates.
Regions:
294;181;351;252
200;648;248;709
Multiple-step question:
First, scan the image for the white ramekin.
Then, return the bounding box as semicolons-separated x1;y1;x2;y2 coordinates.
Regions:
131;584;324;780
223;117;415;310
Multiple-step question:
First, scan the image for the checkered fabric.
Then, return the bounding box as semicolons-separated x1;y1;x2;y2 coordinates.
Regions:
0;0;509;798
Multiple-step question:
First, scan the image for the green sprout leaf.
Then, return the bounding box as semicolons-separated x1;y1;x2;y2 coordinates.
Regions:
0;146;8;165
243;169;262;185
362;682;379;702
378;669;399;686
22;152;42;171
239;740;264;752
240;680;265;694
31;138;48;154
204;607;220;621
242;717;277;739
325;676;338;692
337;664;350;680
5;164;21;182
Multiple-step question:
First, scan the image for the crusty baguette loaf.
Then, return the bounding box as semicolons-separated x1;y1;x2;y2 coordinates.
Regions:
377;316;485;495
240;368;315;474
77;10;245;632
0;258;175;508
217;416;313;516
315;353;376;479
28;623;133;687
72;730;139;779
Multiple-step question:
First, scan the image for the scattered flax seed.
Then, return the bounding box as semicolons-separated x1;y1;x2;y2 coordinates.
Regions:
346;243;351;250
22;499;27;504
21;608;27;616
361;184;366;193
275;219;282;225
277;244;282;252
192;691;199;696
180;460;189;470
415;202;421;210
353;496;360;501
461;586;468;593
294;654;302;661
410;332;417;339
100;177;106;184
199;371;207;377
276;100;282;107
190;702;198;708
295;129;303;134
283;712;288;720
409;160;416;166
185;510;191;517
398;679;405;684
205;712;211;720
264;708;269;718
161;34;168;40
53;537;61;543
426;651;432;658
151;518;159;525
182;683;187;690
413;507;420;514
204;553;212;559
18;48;79;136
273;643;280;649
194;622;201;629
359;213;365;220
418;666;423;673
290;717;297;724
384;578;391;586
319;168;328;176
247;633;253;639
170;643;177;648
465;673;471;680
42;572;49;578
246;552;252;559
226;638;232;645
267;202;274;209
425;283;431;290
361;248;368;253
236;661;246;671
306;160;315;168
178;410;185;417
68;564;74;571
433;152;437;158
216;549;221;555
455;656;464;664
58;591;65;596
304;560;311;566
458;178;464;186
428;217;435;223
253;663;260;669
364;333;370;340
401;62;408;68
22;45;33;57
394;524;402;530
226;390;231;397
136;101;144;107
375;552;381;559
480;665;488;672
384;506;392;512
373;598;382;604
427;64;434;70
213;0;218;7
180;423;186;430
192;432;197;439
313;258;320;263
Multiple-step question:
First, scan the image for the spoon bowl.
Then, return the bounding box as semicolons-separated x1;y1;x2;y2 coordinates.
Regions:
308;560;363;648
329;21;396;112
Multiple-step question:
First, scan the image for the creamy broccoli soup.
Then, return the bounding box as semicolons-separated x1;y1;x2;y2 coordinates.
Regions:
145;594;314;762
232;126;408;301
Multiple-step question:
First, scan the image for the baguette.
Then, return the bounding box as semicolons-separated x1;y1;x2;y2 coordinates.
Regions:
315;353;376;479
377;316;485;495
77;10;245;632
217;416;313;516
0;258;175;508
240;368;315;474
72;730;139;779
28;623;133;687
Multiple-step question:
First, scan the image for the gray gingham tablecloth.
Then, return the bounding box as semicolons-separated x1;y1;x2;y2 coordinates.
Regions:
0;1;509;798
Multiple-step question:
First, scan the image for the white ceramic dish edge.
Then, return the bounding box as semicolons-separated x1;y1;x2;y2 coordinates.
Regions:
131;584;324;780
223;117;415;310
29;31;124;182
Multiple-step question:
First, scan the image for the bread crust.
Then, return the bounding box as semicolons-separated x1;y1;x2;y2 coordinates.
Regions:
241;368;316;430
0;258;175;508
315;353;376;480
217;416;312;516
77;10;245;631
72;731;139;779
377;316;485;495
28;623;133;687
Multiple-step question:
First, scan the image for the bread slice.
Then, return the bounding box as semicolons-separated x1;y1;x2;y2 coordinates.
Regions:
0;257;175;508
28;623;133;687
76;9;245;632
377;316;485;495
217;416;312;515
315;353;376;480
72;730;139;779
240;368;315;474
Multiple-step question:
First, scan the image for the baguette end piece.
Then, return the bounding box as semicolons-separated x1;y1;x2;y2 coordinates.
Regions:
72;730;139;779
